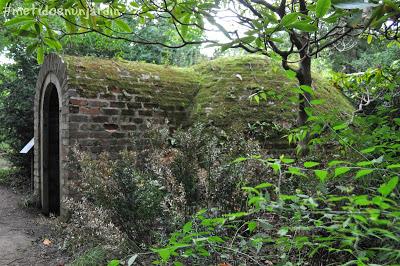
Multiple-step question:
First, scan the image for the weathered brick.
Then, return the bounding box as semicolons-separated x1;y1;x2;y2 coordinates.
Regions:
143;103;160;109
69;115;89;123
70;131;90;139
99;93;116;100
80;107;100;115
104;123;119;131
110;101;126;108
131;118;143;124
69;123;80;131
111;132;126;138
135;96;151;102
80;123;103;131
91;115;110;123
88;100;109;107
102;108;120;115
138;110;153;116
69;98;88;106
121;109;136;116
116;138;133;145
78;139;100;146
127;102;142;109
69;106;79;113
121;124;137;131
90;131;111;138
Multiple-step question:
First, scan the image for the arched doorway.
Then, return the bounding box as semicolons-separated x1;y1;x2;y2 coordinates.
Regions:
41;83;60;215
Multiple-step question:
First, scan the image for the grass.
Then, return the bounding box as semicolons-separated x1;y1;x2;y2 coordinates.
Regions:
0;157;10;169
0;168;14;186
70;246;109;266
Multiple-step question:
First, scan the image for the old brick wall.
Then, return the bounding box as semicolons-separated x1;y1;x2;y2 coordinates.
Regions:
67;85;190;156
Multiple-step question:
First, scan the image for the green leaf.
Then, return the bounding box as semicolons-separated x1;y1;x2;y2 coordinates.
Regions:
255;182;273;189
281;158;295;164
281;13;299;26
288;167;307;177
114;19;131;32
387;164;400;169
355;169;374;179
353;195;371;206
239;35;256;43
310;99;325;105
378;176;398;197
333;123;348;130
314;170;328;182
44;38;62;51
233;157;247;163
361;147;375;154
107;260;120;266
208;236;224;243
291;21;318;32
278;227;289;236
356;161;373;167
367;34;373;44
300;85;314;95
334;167;351;177
37;45;44;65
304;161;320;168
183;221;192;233
285;69;297;79
316;0;331;18
158;248;172;262
248;221;257;232
328;160;347;166
180;14;191;38
4;16;34;26
26;43;38;54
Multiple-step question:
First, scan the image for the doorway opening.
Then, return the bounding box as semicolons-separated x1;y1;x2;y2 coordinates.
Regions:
42;83;60;215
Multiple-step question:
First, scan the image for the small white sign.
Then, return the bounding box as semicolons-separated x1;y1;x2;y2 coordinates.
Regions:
20;138;34;154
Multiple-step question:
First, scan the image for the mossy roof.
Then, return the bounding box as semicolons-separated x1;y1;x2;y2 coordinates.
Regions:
191;55;354;130
64;56;199;109
63;55;353;130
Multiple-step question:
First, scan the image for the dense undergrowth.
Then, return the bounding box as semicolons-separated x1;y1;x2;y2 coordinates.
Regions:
54;61;399;266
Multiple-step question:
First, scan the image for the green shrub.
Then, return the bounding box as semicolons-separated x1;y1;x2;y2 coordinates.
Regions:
151;158;400;266
74;150;166;244
142;123;271;211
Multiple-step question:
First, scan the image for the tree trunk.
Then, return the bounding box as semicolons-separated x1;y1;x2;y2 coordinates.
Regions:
297;56;312;126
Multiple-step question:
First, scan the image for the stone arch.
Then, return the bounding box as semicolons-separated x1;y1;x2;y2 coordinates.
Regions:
34;54;68;215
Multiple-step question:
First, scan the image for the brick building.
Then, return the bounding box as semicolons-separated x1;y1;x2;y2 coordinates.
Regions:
34;54;353;215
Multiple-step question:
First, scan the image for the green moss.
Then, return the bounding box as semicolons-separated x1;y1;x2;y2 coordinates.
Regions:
191;55;353;131
64;56;200;107
63;55;353;132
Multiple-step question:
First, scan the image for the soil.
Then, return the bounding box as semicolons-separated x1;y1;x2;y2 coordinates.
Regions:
0;186;67;266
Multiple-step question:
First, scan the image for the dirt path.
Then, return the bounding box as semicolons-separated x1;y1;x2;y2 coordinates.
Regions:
0;186;65;266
